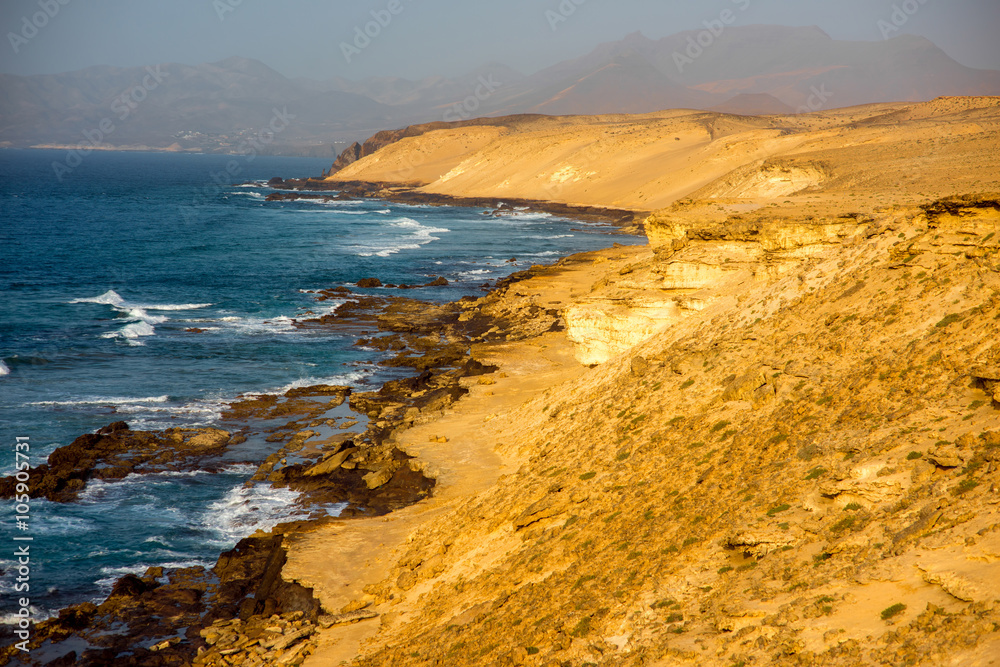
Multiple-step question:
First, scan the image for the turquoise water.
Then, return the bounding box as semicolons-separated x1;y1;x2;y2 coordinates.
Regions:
0;149;642;620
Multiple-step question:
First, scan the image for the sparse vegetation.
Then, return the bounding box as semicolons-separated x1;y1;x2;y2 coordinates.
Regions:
831;516;856;533
767;504;791;517
935;313;963;328
881;603;907;621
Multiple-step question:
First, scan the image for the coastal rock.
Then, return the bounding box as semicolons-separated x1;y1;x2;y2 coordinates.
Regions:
0;422;237;502
363;466;396;490
284;384;352;400
303;447;357;477
185;428;232;449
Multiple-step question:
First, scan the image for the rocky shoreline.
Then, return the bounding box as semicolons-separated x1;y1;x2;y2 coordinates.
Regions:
0;240;609;666
264;177;647;232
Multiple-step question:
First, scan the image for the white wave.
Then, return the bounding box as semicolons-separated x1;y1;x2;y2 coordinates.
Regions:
528;234;574;239
143;303;213;311
30;395;170;407
221;463;259;475
230;191;265;199
30;393;228;430
70;290;211;311
0;360;9;376
125;307;168;324
70;289;126;306
457;269;498;280
261;370;369;397
199;483;323;545
30;515;95;537
101;320;156;344
71;290;212;343
0;606;50;626
299;198;362;207
216;314;298;335
355;218;451;258
94;560;213;592
390;218;424;229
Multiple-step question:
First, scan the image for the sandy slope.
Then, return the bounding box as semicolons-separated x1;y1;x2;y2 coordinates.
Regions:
328;97;1000;212
281;99;1000;667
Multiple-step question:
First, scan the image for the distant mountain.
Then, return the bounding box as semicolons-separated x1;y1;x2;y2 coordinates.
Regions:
475;26;1000;114
0;57;395;155
2;26;997;155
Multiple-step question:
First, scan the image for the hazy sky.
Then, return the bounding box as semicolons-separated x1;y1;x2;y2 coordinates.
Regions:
2;0;998;80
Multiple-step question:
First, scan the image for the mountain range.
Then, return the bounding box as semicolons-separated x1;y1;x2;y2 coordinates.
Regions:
2;25;998;156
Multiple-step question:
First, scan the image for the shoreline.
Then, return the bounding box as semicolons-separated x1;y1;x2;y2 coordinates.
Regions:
0;197;647;666
283;243;651;665
267;178;649;232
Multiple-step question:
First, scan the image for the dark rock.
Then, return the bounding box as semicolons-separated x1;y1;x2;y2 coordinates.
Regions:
284;384;352;400
267;177;284;186
426;276;449;287
97;421;130;435
109;574;152;599
357;278;383;288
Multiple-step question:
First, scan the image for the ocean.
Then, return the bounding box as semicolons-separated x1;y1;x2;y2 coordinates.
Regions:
0;148;642;622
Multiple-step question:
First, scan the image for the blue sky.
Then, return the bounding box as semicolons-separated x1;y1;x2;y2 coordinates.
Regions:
2;0;998;79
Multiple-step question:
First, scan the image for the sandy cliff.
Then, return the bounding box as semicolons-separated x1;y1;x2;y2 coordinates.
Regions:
326;96;999;212
252;99;1000;667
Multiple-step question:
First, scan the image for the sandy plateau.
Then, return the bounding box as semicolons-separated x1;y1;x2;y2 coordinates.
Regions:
254;98;1000;666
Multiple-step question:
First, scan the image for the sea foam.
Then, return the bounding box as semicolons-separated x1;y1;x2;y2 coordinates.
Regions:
355;217;451;257
71;290;212;344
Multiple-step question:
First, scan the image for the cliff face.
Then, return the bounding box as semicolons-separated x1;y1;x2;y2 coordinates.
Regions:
327;195;1000;667
283;101;1000;667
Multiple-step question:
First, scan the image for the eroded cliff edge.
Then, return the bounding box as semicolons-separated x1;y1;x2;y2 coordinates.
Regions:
295;99;1000;666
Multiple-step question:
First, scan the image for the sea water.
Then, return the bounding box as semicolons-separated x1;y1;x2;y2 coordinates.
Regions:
0;149;643;620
